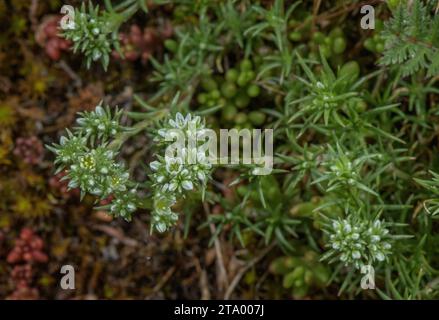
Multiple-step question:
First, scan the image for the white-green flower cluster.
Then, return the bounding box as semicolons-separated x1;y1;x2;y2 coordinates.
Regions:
149;113;213;233
108;188;138;220
63;2;116;70
315;144;379;196
51;131;87;167
75;103;124;144
48;104;137;220
323;215;392;269
68;146;130;197
151;193;178;233
312;81;338;111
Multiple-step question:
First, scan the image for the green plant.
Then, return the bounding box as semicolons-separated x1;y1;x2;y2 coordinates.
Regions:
148;111;213;232
270;250;330;298
415;171;439;216
321;214;393;269
63;0;148;70
380;0;439;77
47;104;138;219
51;0;439;299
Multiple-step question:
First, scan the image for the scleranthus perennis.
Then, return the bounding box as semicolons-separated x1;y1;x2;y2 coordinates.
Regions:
288;52;360;131
62;1;145;70
149;113;213;233
321;214;392;269
47;103;138;220
314;143;380;198
48;105;213;231
75;104;124;144
63;2;116;70
42;0;439;299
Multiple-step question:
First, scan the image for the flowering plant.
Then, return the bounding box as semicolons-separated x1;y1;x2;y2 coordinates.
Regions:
149;112;213;232
322;215;393;269
45;0;439;299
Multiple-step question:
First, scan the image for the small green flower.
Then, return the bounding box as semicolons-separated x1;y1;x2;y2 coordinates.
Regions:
109;188;138;220
322;214;392;269
63;2;117;70
79;153;96;170
314;143;379;197
46;130;87;171
48;103;137;218
75;103;125;144
149;112;213;232
151;193;178;233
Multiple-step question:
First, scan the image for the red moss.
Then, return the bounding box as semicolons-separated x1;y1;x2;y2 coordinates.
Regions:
6;286;39;300
5;228;48;300
13;136;44;165
11;265;33;289
7;228;48;264
112;22;173;63
35;15;71;61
